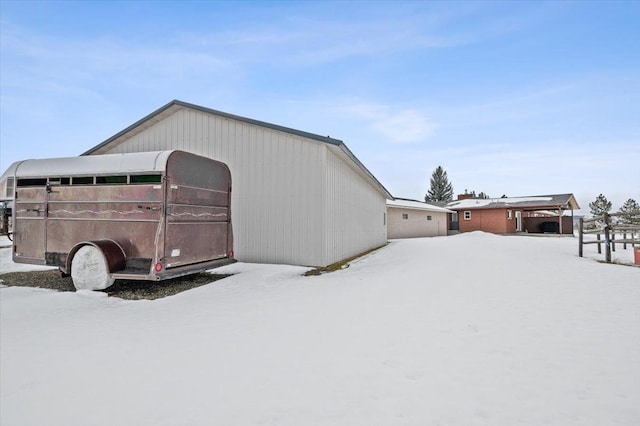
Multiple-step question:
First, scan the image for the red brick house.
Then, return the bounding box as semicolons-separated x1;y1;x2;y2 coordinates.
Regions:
447;193;580;235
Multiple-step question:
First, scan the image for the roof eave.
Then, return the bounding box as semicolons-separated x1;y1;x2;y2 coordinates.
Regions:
82;101;181;156
387;204;454;213
329;144;393;199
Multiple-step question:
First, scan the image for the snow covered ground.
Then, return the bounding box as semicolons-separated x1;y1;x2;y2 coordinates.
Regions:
1;232;639;426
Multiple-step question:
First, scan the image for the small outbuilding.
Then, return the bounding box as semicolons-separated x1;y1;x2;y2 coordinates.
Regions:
447;193;580;235
386;198;452;239
82;100;392;267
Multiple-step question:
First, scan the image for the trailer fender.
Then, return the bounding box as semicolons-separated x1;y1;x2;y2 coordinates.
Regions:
67;239;126;274
67;240;126;291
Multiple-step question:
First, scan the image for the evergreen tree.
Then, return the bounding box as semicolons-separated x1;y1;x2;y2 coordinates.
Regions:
618;198;640;224
425;166;453;203
589;194;612;217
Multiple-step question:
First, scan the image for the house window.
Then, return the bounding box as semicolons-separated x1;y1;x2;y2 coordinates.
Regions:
463;211;471;220
427;215;432;221
402;213;408;220
507;210;513;219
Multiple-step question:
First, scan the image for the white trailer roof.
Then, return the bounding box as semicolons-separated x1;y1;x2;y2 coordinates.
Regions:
5;151;175;178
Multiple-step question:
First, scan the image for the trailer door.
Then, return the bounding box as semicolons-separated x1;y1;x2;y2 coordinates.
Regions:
13;182;47;262
163;152;231;268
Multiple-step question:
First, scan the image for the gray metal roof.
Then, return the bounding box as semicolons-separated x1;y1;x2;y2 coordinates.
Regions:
447;193;580;211
82;100;392;199
387;198;454;213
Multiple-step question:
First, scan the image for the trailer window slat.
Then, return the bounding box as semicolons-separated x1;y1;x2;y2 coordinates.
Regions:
71;176;94;185
96;176;127;184
130;175;162;184
17;178;47;187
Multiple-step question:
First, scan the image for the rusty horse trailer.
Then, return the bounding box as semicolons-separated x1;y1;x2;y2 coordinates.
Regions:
7;150;234;290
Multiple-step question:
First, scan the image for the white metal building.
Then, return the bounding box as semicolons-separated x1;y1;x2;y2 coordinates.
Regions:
386;198;451;239
83;100;392;267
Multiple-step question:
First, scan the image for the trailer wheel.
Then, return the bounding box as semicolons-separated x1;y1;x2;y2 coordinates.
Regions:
71;245;115;291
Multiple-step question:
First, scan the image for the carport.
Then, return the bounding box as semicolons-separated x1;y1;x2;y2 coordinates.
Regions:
518;194;580;234
447;193;580;235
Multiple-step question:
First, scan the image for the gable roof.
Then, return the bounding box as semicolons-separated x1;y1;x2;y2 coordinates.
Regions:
387;198;453;213
447;193;580;211
82;100;392;199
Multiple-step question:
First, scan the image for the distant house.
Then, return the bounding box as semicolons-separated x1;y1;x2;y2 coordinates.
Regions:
387;198;452;239
447;193;580;235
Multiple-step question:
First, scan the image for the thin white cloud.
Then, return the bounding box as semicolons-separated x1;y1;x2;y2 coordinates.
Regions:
432;84;580;129
341;102;436;144
0;22;232;93
0;1;555;94
178;22;451;67
172;3;548;67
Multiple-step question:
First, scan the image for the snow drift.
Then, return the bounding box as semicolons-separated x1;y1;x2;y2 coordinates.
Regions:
1;232;638;426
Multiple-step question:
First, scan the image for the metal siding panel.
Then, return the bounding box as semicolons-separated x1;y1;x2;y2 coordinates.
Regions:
324;149;387;265
239;122;252;261
149;121;158;151
273;133;283;261
283;135;295;261
214;116;222;159
291;137;302;261
185;110;193;151
259;130;270;263
143;121;153;151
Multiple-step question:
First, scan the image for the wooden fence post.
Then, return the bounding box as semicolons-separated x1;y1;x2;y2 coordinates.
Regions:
604;212;611;263
612;231;616;252
597;233;601;254
578;217;584;257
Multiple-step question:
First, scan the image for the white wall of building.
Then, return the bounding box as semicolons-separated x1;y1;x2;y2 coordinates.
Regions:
387;206;448;239
324;148;387;265
90;105;388;266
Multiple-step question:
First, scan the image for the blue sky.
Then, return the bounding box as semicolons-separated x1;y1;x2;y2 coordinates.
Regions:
1;0;638;213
